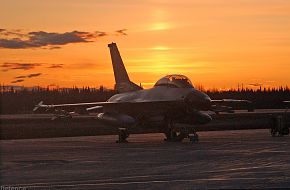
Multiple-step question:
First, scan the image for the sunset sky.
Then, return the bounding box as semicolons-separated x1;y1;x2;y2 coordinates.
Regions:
1;0;290;89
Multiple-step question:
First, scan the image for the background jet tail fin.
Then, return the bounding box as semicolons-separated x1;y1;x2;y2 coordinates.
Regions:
108;42;143;93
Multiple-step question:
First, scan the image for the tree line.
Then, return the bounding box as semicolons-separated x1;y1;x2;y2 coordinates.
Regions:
0;85;289;114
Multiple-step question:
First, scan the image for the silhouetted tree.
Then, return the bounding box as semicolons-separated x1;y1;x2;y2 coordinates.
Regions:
0;85;289;114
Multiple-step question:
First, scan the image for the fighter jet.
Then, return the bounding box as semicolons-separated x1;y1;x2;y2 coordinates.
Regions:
34;43;251;143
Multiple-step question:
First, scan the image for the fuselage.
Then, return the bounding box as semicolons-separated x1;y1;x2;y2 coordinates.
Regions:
108;86;190;102
106;86;211;116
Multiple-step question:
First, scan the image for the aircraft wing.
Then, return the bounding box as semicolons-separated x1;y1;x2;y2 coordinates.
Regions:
33;100;183;112
211;99;251;103
210;99;252;113
33;101;108;112
34;98;253;114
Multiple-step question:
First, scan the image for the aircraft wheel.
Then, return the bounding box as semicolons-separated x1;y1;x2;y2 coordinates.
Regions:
189;133;199;143
270;128;280;137
163;119;186;142
116;128;129;143
164;131;177;142
271;131;277;137
164;130;185;142
281;127;289;135
278;133;283;137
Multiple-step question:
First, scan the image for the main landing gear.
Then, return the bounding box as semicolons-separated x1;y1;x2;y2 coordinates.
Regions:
188;132;199;143
116;128;129;143
163;121;199;143
115;122;200;143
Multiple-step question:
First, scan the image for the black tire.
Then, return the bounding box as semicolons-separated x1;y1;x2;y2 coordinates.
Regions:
190;134;199;143
282;127;289;135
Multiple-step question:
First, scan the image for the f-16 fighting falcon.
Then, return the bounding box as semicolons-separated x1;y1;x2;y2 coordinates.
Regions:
34;43;251;143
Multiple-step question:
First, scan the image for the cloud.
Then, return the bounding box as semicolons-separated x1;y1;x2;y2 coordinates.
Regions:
27;73;42;78
115;29;127;36
0;38;31;49
0;29;108;49
12;73;42;83
47;64;64;69
29;31;90;45
11;79;24;83
48;84;57;87
14;73;42;79
14;75;26;79
248;83;263;87
0;29;27;39
95;31;107;37
1;62;42;71
1;62;64;71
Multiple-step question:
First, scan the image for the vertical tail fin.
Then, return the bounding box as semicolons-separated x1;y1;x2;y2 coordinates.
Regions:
108;42;143;93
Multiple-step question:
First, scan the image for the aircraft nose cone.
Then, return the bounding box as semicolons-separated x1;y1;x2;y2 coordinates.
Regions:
203;97;212;110
185;91;212;111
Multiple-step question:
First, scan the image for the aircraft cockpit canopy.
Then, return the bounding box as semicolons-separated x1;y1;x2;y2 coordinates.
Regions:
154;74;194;88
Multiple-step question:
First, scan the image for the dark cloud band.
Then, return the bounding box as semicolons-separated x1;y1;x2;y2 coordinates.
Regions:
0;30;108;49
1;62;42;71
1;62;65;71
27;73;42;78
115;29;127;36
11;79;24;83
47;64;64;69
11;73;42;83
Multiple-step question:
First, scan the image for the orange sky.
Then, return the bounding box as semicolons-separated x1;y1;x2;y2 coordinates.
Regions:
1;0;290;89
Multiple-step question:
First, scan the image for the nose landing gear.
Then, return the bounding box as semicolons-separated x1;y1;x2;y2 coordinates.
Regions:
163;120;199;143
116;128;129;143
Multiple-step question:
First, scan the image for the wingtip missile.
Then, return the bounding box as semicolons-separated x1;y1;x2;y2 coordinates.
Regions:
33;101;44;112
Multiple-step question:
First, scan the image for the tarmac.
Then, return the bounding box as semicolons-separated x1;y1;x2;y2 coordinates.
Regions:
1;129;290;189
